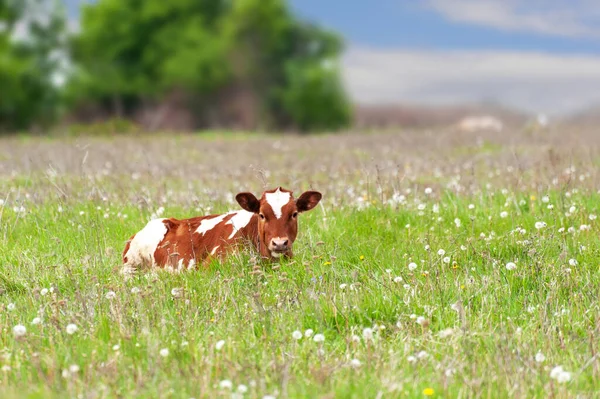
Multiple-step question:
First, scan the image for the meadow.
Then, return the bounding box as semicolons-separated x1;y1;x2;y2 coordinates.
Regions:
1;126;599;398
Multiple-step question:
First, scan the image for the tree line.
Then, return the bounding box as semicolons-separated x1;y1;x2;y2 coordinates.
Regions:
0;0;352;133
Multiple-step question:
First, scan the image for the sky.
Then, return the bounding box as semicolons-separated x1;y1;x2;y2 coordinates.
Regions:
65;0;600;115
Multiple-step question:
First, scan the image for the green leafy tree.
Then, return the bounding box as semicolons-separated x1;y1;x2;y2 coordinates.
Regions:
0;0;67;132
71;0;351;132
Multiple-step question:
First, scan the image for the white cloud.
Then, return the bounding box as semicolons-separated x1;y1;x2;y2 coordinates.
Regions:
425;0;600;38
342;46;600;115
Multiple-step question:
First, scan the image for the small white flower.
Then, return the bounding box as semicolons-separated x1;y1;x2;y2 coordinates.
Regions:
442;257;450;264
1;365;11;372
417;203;426;211
542;196;549;203
408;262;417;271
350;358;362;368
454;218;461;227
416;316;427;326
31;317;42;325
362;328;374;341
304;329;314;338
505;262;517;271
113;344;120;351
215;340;225;351
437;249;445;256
550;366;564;379
403;284;411;290
131;287;140;294
568;259;578;266
424;187;432;195
171;288;183;297
292;330;302;340
159;348;169;357
219;379;233;390
569;205;576;213
393;276;403;283
550;365;572;383
40;288;49;296
263;395;276;399
313;333;325;343
66;324;78;335
237;384;248;393
7;303;15;311
468;204;475;209
535;221;547;230
500;211;508;218
590;214;597;221
105;291;116;300
535;352;545;363
417;350;428;359
69;364;80;373
339;283;347;290
13;325;26;337
407;355;417;363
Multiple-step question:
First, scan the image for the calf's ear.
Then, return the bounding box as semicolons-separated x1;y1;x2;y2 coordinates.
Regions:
236;192;260;213
296;191;322;212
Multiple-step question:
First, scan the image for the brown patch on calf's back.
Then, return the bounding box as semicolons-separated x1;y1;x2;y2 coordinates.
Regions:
152;213;240;270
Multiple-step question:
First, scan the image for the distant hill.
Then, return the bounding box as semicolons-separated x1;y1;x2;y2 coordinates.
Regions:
353;102;531;130
560;105;600;127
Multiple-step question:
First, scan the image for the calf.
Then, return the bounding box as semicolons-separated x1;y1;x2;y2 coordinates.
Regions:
122;187;322;271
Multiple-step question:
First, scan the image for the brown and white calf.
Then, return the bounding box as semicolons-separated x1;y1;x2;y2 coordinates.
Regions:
122;187;322;271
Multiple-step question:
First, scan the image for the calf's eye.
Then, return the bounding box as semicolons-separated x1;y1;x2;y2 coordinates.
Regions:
259;213;265;220
291;212;298;219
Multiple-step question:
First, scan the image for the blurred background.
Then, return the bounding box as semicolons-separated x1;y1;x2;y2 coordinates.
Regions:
1;0;599;134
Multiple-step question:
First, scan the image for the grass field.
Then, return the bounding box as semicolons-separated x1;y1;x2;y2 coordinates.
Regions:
1;127;599;398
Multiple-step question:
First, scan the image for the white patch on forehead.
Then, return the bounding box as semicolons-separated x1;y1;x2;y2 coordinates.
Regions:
210;246;220;255
265;188;291;219
123;218;168;269
226;210;254;239
196;213;232;235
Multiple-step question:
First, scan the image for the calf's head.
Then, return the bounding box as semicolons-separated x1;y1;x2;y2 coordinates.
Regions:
236;187;322;259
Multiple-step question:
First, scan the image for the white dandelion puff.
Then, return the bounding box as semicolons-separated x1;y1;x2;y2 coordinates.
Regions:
13;325;26;337
66;324;78;335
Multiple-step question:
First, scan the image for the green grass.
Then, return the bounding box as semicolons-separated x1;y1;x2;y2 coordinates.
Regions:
1;131;599;398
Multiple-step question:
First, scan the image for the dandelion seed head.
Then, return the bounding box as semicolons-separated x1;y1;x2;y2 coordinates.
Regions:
66;324;78;335
13;325;26;337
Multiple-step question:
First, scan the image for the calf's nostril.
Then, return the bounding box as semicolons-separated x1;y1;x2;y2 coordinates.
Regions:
282;240;289;247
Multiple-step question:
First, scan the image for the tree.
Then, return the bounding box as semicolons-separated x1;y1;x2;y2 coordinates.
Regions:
0;0;67;132
71;0;352;132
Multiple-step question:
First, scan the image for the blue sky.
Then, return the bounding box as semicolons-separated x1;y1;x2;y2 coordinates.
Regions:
290;1;600;55
64;0;600;115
